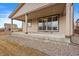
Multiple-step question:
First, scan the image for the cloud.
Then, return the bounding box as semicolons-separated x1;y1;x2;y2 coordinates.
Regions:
13;20;22;28
0;11;12;18
0;18;11;28
0;3;22;28
0;14;9;18
0;9;19;28
0;18;22;28
0;18;11;23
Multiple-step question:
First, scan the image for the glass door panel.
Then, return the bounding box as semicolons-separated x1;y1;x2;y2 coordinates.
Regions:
38;15;59;31
42;19;47;30
51;17;58;31
38;19;43;30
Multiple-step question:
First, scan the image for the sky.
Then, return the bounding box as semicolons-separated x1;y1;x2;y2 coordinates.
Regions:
74;3;79;22
0;3;22;28
0;3;79;28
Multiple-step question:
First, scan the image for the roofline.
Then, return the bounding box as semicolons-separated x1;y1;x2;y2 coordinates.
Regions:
9;3;25;18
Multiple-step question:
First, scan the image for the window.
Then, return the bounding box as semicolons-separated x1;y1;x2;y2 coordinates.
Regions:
38;19;43;30
38;15;59;31
28;19;32;27
42;19;47;30
51;16;58;31
47;17;52;30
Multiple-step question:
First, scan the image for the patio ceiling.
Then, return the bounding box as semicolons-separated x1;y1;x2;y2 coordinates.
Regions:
9;3;56;20
9;3;66;21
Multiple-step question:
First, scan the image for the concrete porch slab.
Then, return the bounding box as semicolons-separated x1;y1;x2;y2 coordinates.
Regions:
11;32;70;43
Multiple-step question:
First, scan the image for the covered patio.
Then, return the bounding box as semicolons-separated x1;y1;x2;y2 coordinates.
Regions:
11;32;70;43
9;3;74;43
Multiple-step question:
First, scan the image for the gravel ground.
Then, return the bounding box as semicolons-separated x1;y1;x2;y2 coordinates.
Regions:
2;34;79;56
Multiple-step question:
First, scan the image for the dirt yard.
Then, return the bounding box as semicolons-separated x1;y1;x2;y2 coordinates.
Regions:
0;32;47;56
0;32;79;56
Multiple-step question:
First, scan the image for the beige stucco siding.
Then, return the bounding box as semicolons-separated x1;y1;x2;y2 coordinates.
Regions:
59;16;66;34
22;21;26;32
28;15;66;34
28;18;38;32
27;4;66;34
59;6;66;34
12;3;66;35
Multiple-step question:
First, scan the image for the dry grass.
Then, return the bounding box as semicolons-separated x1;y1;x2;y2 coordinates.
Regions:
0;32;47;56
0;32;11;35
0;32;7;35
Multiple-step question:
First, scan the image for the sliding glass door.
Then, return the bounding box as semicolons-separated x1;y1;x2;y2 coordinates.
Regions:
38;15;59;31
38;20;43;30
51;16;58;31
42;19;47;30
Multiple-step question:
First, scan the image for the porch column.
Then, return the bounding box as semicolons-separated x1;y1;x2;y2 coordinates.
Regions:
22;21;26;32
66;3;73;37
25;14;28;34
70;4;74;35
11;19;13;32
22;21;23;31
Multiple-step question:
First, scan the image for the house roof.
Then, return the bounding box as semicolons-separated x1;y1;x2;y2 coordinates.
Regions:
9;3;65;21
9;3;56;19
9;3;25;18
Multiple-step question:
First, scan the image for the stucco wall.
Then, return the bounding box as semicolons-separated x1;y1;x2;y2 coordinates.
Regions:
27;4;66;34
27;15;66;34
59;16;66;34
20;3;66;34
28;18;38;32
22;21;26;32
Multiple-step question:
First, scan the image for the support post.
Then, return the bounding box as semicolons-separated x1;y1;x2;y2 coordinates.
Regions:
71;3;74;35
25;14;28;34
65;3;73;37
11;19;13;32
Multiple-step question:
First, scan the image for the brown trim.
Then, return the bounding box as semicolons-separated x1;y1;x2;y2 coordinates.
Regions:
13;18;25;21
10;3;65;20
9;3;25;18
38;14;60;19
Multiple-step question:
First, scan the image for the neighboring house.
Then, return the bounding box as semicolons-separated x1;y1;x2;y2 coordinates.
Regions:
74;19;79;34
9;3;74;39
76;19;79;27
0;28;4;32
4;23;18;32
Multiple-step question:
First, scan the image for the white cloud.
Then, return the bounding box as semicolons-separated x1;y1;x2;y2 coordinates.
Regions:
13;20;22;28
0;11;12;18
0;18;22;28
0;14;9;18
0;18;11;28
3;18;11;23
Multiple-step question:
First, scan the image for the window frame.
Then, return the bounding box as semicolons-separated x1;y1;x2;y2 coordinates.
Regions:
37;14;59;32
